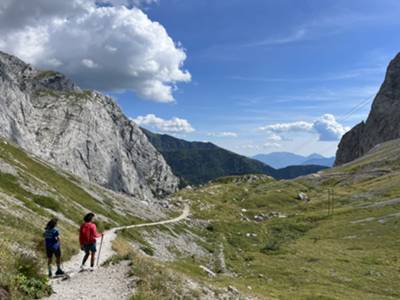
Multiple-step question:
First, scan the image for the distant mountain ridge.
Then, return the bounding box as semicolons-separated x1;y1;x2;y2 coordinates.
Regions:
253;152;335;168
142;129;328;185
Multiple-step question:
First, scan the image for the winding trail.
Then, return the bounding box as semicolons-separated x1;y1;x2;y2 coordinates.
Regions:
114;204;190;231
47;204;190;300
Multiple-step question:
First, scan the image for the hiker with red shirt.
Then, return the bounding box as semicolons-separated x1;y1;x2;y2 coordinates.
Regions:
79;213;103;270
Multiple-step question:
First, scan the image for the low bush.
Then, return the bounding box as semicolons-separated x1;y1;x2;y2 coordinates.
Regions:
33;195;60;212
140;246;155;256
261;219;314;254
14;254;51;298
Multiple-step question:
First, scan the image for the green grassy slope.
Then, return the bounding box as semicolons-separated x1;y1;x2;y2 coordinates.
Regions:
0;136;252;300
0;138;150;299
168;139;400;300
142;128;276;185
3;133;400;299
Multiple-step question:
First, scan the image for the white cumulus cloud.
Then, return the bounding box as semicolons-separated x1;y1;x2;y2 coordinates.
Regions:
259;121;313;133
98;0;158;7
132;114;195;133
0;0;190;102
81;58;99;69
207;132;238;138
265;133;283;142
259;114;349;141
237;144;261;150
313;114;350;141
263;142;282;149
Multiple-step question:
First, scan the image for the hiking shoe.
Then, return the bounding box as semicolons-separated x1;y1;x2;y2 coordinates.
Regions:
55;269;65;276
79;265;87;272
48;270;52;278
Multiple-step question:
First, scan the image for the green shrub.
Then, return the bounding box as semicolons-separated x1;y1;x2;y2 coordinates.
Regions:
261;219;314;254
131;292;150;300
33;195;60;212
15;254;41;279
0;172;31;199
140;246;155;256
14;254;51;298
14;274;51;299
261;239;281;253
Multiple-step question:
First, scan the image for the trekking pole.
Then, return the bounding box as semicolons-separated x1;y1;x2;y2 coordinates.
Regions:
96;234;104;267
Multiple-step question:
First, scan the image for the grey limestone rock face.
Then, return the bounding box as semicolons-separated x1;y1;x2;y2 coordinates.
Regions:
335;52;400;165
0;51;179;200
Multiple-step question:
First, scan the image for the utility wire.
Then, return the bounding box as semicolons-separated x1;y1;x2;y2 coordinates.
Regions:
337;96;373;122
315;95;374;155
292;95;374;154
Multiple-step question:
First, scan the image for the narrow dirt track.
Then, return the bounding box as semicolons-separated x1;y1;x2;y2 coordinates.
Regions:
46;204;190;300
114;204;190;231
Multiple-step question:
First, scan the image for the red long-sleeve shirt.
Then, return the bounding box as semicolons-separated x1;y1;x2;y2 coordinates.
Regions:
79;222;101;245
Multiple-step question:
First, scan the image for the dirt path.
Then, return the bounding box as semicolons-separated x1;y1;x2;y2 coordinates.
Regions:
46;204;190;300
362;197;400;209
114;203;190;231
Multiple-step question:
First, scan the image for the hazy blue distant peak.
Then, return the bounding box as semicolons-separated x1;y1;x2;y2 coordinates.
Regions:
253;152;334;168
307;153;325;159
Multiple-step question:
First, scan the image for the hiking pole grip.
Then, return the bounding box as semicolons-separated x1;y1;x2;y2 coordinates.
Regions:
96;234;104;267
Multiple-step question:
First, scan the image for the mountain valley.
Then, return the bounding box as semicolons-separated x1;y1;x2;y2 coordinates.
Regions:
0;49;400;300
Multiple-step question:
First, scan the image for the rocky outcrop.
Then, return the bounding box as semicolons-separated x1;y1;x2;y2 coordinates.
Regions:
335;52;400;165
0;286;10;300
0;51;179;200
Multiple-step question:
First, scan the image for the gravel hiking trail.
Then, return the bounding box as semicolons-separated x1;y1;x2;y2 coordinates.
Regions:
46;204;190;300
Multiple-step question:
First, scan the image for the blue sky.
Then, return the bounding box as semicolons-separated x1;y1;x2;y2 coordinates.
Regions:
1;0;400;157
113;0;400;157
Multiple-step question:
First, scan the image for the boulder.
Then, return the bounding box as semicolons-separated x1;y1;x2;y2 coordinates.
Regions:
199;265;216;277
0;287;10;300
298;192;309;202
227;285;239;294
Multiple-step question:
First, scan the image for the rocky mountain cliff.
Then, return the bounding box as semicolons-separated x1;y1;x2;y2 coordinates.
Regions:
335;52;400;165
0;51;178;200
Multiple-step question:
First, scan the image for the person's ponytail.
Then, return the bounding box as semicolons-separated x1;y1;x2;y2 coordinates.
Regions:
45;218;58;230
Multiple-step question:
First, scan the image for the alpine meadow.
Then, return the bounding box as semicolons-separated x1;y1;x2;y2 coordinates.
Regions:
1;1;400;300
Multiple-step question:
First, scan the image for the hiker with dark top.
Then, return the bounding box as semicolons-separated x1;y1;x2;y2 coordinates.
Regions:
44;218;64;277
79;212;103;270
